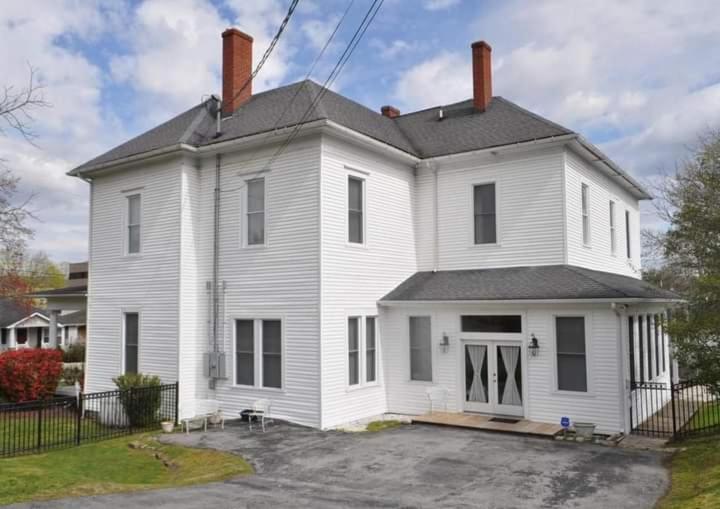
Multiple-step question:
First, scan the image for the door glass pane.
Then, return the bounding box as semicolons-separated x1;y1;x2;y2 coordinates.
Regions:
465;345;488;403
497;345;522;406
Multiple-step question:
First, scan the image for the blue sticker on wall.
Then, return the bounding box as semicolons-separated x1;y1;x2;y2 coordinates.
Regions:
561;416;570;428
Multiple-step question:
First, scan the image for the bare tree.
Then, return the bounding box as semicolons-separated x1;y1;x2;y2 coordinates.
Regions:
0;65;49;260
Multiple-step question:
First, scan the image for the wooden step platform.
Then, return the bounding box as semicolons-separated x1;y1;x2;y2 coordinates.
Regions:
412;411;563;438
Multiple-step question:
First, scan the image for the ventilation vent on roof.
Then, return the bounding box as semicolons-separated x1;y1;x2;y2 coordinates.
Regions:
437;108;444;121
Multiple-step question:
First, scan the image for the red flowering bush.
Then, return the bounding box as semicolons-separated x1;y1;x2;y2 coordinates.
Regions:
0;349;63;402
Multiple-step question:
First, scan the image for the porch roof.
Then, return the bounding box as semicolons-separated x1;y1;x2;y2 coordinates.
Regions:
380;265;682;303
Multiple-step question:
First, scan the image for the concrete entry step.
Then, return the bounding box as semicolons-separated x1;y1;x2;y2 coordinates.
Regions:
412;411;563;438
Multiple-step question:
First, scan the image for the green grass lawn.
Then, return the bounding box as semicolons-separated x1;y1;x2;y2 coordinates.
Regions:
366;420;403;432
658;436;720;509
687;402;720;430
0;433;253;505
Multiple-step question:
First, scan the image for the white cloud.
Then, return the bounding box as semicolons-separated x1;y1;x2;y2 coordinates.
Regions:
423;0;461;11
302;16;339;50
370;39;416;60
394;52;470;109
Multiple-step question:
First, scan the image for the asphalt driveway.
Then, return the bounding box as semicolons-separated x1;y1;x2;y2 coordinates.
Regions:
12;422;669;508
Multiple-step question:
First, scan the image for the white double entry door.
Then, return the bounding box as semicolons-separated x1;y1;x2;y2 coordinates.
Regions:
463;341;524;417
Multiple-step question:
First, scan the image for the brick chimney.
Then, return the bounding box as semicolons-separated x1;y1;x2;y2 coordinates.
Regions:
381;105;400;118
222;28;253;115
471;41;492;112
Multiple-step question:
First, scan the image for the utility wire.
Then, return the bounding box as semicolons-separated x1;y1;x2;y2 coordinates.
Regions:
227;0;302;106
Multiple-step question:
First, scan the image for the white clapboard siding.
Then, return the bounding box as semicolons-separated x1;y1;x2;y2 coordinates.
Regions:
86;157;183;394
416;147;567;271
382;303;626;434
564;151;641;277
205;136;323;428
319;134;417;428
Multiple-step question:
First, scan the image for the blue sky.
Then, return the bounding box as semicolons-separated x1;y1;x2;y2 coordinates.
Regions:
2;0;720;262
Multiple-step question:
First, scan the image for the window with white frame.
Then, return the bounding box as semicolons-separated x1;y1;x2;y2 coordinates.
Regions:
235;318;282;388
555;316;587;392
246;178;265;246
348;176;364;244
123;312;139;374
609;200;617;254
409;316;432;381
581;184;590;245
625;210;632;259
127;194;141;254
473;183;496;244
347;315;378;386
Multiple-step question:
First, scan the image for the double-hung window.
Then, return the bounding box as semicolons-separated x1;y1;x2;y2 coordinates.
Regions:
625;210;632;259
347;316;378;386
235;319;282;389
348;176;364;244
246;178;265;246
609;201;617;255
127;194;141;254
555;316;587;392
473;183;496;244
123;312;139;374
409;316;432;381
581;184;590;245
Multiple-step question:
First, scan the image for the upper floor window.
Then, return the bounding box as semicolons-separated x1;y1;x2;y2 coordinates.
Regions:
473;183;496;244
581;184;590;245
246;178;265;246
348;176;364;244
625;210;632;259
609;201;617;255
127;194;141;254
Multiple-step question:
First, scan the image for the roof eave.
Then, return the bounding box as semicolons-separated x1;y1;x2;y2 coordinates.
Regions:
68;143;199;178
379;297;684;306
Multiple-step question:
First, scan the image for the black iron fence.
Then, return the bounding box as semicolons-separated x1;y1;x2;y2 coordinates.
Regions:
0;382;178;458
630;379;720;440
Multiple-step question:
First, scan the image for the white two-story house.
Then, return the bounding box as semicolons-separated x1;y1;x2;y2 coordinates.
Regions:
70;29;679;434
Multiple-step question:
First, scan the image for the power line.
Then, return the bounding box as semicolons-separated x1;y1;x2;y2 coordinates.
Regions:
228;0;302;107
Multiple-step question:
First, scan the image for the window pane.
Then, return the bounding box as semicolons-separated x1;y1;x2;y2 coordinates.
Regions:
556;317;585;354
236;320;254;352
348;317;359;385
348;318;359;350
348;177;363;211
124;313;139;374
128;195;141;224
247;212;265;245
557;355;587;392
556;317;587;392
128;224;140;254
263;354;281;388
474;215;497;244
349;352;359;385
461;315;521;333
348;211;363;243
474;184;495;214
262;320;281;354
366;317;376;382
410;316;432;381
247;179;264;213
236;353;254;386
626;211;632;258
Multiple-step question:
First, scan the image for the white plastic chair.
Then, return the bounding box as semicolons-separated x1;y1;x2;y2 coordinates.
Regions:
248;399;272;432
426;387;449;414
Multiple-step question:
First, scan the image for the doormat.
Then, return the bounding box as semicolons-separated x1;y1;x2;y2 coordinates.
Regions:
489;417;520;424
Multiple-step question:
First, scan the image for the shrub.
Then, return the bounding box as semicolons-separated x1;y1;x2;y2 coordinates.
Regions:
61;343;86;363
61;366;84;388
0;349;64;402
113;373;162;428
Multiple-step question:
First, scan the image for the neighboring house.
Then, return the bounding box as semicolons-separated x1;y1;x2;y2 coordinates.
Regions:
69;30;680;433
27;262;88;349
0;298;84;350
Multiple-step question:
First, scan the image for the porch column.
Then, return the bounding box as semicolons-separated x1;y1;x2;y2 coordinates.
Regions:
61;326;67;348
48;310;60;349
8;328;16;349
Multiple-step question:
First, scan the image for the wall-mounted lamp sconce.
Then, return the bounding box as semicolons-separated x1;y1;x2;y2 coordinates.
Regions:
529;333;540;357
440;333;450;353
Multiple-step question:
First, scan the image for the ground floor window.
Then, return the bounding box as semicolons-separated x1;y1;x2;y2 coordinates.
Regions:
234;319;282;389
348;315;378;386
409;316;432;382
555;316;587;392
123;312;139;374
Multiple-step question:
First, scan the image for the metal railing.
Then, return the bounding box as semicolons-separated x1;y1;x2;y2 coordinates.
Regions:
630;380;720;440
0;382;178;458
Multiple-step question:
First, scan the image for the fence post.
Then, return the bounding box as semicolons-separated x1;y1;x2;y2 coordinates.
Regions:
174;381;180;426
37;403;43;451
76;392;83;446
670;382;678;439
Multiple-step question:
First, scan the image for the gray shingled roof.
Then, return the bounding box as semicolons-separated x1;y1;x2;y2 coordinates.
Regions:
60;309;86;326
70;79;574;173
381;265;682;302
29;285;87;298
0;298;46;328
